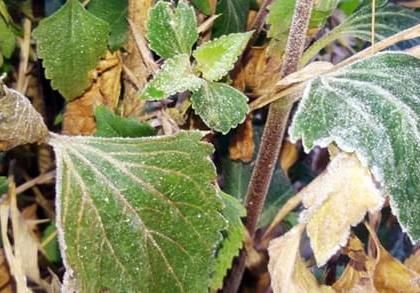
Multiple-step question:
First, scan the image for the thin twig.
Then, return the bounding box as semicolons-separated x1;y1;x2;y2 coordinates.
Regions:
198;14;220;34
251;24;420;110
0;171;55;204
16;18;31;93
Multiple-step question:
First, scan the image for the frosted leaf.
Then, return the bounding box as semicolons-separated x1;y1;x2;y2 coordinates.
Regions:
299;153;384;266
0;85;48;151
140;54;204;100
146;1;198;59
211;191;245;290
191;81;249;134
290;52;420;241
49;131;226;292
193;32;253;82
33;0;109;100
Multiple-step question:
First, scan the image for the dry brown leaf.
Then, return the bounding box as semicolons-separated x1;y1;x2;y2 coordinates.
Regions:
268;224;333;293
299;153;384;266
0;249;13;292
62;51;122;135
404;250;420;274
0;85;48;151
333;235;377;292
279;140;299;174
369;229;420;293
229;116;254;162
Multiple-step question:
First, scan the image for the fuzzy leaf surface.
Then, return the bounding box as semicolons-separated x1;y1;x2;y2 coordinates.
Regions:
87;0;128;50
191;0;211;15
193;32;252;82
212;0;249;38
94;106;156;138
290;52;420;240
140;54;204;100
0;86;49;151
33;0;109;100
146;1;198;59
191;81;249;134
211;192;245;290
50;131;226;292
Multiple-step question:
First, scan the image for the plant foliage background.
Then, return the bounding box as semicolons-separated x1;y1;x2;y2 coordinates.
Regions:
0;0;419;292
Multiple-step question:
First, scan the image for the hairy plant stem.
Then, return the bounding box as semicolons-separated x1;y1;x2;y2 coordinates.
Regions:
223;0;314;291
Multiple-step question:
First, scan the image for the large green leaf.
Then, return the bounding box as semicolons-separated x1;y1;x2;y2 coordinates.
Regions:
301;3;420;65
267;0;338;56
94;106;156;138
193;32;252;82
289;52;420;240
33;0;109;100
87;0;128;50
140;54;204;100
211;191;245;290
146;1;198;59
49;131;226;292
191;81;249;134
192;0;211;15
212;0;249;38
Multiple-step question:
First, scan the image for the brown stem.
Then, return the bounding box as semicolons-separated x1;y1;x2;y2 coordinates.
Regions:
223;0;314;291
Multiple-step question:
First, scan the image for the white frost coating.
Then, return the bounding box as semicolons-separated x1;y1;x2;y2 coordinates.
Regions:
48;140;78;292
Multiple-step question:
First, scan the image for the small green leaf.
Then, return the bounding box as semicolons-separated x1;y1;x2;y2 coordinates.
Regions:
191;81;249;134
191;0;211;15
87;0;128;50
94;106;156;137
289;52;420;241
267;0;338;56
140;54;204;100
146;1;198;59
211;191;245;290
49;131;226;292
33;0;109;100
193;32;252;82
212;0;249;38
301;3;420;65
0;16;15;61
0;176;6;194
41;222;61;263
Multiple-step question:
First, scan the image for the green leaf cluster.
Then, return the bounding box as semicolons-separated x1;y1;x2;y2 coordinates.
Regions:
0;1;15;66
142;1;252;134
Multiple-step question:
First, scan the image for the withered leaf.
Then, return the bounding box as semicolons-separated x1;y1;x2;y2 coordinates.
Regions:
268;224;333;293
228;115;254;162
0;85;48;151
299;153;384;266
62;51;122;135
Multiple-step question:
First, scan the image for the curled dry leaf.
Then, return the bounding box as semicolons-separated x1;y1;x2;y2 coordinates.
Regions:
299;153;384;266
0;249;12;292
0;85;48;151
333;235;377;292
228;115;254;162
268;224;333;293
404;250;420;274
62;51;122;135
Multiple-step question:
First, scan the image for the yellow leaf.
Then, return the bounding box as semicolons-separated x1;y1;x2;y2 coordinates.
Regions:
404;250;420;274
268;224;333;293
299;153;384;266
